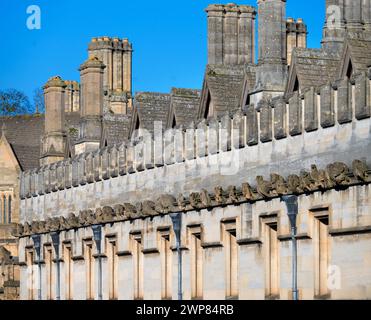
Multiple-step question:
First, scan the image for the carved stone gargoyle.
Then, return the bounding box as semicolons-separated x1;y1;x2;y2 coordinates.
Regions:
135;202;144;217
95;206;115;223
299;170;317;192
189;192;202;209
23;222;32;236
79;210;96;226
58;216;69;230
114;205;125;219
142;201;157;217
352;159;369;182
214;186;227;204
310;165;331;189
256;176;277;198
156;195;177;214
287;174;304;194
66;212;80;229
326;162;351;186
31;221;46;234
123;203;137;219
227;186;239;204
177;194;188;211
270;173;289;195
241;183;257;201
200;189;212;207
45;217;60;232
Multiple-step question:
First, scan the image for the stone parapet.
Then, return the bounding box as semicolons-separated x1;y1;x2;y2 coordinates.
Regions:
20;70;371;202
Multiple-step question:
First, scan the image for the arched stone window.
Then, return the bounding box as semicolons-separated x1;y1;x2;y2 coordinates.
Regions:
0;191;14;224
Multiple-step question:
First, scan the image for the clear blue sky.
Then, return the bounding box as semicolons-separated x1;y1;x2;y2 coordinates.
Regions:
0;0;325;102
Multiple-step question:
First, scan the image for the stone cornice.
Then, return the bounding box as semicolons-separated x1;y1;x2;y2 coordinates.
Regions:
14;159;371;238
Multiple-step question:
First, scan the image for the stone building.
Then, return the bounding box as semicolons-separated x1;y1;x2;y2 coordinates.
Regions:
1;0;371;300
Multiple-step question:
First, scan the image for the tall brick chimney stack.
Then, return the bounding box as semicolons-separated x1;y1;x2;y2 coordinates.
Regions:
75;56;105;155
40;76;67;165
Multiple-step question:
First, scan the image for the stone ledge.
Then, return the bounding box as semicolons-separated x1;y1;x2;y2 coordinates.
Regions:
237;238;262;246
329;226;371;236
142;248;160;254
16;159;371;238
202;242;223;249
116;251;132;257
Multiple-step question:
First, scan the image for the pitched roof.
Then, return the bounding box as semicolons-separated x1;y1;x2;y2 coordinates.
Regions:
240;65;257;107
338;38;371;78
103;113;132;145
286;48;341;95
0;113;81;171
0;114;44;171
166;88;201;128
130;92;171;136
198;65;245;118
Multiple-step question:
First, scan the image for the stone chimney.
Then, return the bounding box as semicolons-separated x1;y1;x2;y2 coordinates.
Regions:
206;3;256;65
88;37;133;113
122;38;133;109
255;0;288;92
345;0;363;34
40;76;67;166
238;5;257;64
296;19;307;48
322;0;346;53
322;0;370;52
75;56;105;155
64;81;80;113
88;36;112;92
286;17;307;66
286;18;297;66
206;4;225;65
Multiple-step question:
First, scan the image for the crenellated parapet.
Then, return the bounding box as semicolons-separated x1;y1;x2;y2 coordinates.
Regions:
20;70;371;200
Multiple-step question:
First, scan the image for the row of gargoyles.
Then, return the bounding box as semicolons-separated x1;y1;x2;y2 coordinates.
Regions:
12;196;179;237
255;160;369;198
13;160;369;237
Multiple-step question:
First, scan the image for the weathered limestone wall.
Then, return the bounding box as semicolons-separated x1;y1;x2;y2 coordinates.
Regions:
18;184;371;300
20;71;371;221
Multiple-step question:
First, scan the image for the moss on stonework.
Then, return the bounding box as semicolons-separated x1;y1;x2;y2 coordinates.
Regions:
69;127;78;135
207;69;217;77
